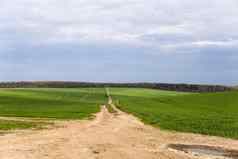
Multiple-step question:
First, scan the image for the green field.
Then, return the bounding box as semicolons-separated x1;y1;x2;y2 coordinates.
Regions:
1;87;237;139
0;88;107;130
0;120;50;131
110;88;238;139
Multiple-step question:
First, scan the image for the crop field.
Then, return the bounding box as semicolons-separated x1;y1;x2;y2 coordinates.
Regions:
0;88;107;130
0;87;237;139
110;88;238;139
0;87;238;159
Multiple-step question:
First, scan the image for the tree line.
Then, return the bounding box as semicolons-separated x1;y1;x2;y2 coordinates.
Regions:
0;81;232;93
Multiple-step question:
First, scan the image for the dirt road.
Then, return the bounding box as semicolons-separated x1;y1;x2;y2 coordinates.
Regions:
0;105;237;159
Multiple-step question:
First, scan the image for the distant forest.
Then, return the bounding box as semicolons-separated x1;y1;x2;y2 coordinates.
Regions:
0;81;232;93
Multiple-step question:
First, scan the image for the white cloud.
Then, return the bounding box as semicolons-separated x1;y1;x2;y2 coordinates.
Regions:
192;40;238;47
0;0;238;49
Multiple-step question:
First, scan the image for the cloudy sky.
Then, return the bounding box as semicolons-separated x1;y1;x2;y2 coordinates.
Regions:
0;0;237;85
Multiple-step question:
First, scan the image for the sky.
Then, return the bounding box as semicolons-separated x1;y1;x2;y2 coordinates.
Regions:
0;0;238;85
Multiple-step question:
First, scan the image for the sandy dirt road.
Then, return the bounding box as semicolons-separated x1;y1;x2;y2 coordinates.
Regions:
0;105;238;159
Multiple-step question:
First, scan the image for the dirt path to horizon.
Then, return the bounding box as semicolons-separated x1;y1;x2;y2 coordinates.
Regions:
0;105;238;159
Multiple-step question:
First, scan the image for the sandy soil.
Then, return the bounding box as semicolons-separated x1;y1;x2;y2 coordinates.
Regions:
0;105;237;159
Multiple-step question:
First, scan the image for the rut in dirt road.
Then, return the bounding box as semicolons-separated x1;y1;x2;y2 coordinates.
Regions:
0;104;238;159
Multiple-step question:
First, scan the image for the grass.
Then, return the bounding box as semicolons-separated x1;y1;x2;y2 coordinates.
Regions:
106;104;117;113
1;87;238;139
0;88;107;130
0;120;50;131
110;88;238;139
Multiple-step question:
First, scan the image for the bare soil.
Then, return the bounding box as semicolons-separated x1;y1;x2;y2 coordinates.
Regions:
0;105;237;159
